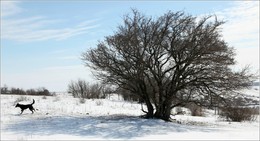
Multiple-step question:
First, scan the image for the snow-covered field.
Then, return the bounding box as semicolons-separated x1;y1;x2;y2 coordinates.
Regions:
1;87;259;140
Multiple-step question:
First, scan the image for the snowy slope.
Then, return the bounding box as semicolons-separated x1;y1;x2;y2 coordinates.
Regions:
1;90;259;140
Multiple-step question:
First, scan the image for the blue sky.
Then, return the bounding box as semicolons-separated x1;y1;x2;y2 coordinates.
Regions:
1;1;259;92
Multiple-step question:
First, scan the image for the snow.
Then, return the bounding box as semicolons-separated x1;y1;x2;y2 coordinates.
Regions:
239;86;259;98
1;87;259;140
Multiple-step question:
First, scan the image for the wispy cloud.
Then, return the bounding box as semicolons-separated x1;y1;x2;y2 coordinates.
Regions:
1;1;22;17
1;1;100;42
216;1;259;49
213;1;259;71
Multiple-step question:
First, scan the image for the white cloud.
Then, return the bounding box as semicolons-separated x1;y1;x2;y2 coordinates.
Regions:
218;1;259;47
1;1;22;17
215;1;259;71
1;1;100;42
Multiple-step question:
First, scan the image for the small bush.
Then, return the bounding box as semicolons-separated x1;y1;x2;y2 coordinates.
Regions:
15;96;29;103
174;107;186;115
95;100;103;106
220;106;257;122
250;107;260;115
79;98;86;104
186;103;204;116
42;96;47;99
14;96;30;105
51;92;57;96
53;96;60;102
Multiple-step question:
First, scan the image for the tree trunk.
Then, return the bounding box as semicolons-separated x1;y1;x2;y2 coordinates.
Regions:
162;106;171;121
154;101;172;121
154;107;163;118
145;99;154;118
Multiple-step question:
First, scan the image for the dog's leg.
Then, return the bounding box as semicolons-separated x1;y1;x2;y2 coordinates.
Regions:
30;107;35;114
20;109;24;114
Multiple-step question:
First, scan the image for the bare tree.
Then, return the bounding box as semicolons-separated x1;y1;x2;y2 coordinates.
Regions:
82;10;255;121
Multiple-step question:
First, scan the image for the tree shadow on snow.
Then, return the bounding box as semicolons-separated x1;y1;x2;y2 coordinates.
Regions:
4;115;219;139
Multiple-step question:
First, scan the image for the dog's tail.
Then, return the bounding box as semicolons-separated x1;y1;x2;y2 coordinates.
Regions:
31;99;35;105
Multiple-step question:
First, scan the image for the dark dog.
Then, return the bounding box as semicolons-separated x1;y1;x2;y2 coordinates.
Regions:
15;99;35;114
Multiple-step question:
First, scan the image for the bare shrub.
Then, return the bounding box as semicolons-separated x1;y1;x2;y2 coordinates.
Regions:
250;107;260;115
174;107;186;115
220;106;257;122
51;92;57;96
79;98;86;104
68;79;105;99
53;96;60;102
14;96;30;105
186;103;204;116
15;96;29;102
95;100;103;106
42;96;47;99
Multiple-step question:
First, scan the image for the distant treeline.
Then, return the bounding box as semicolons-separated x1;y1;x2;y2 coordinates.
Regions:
1;85;53;96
